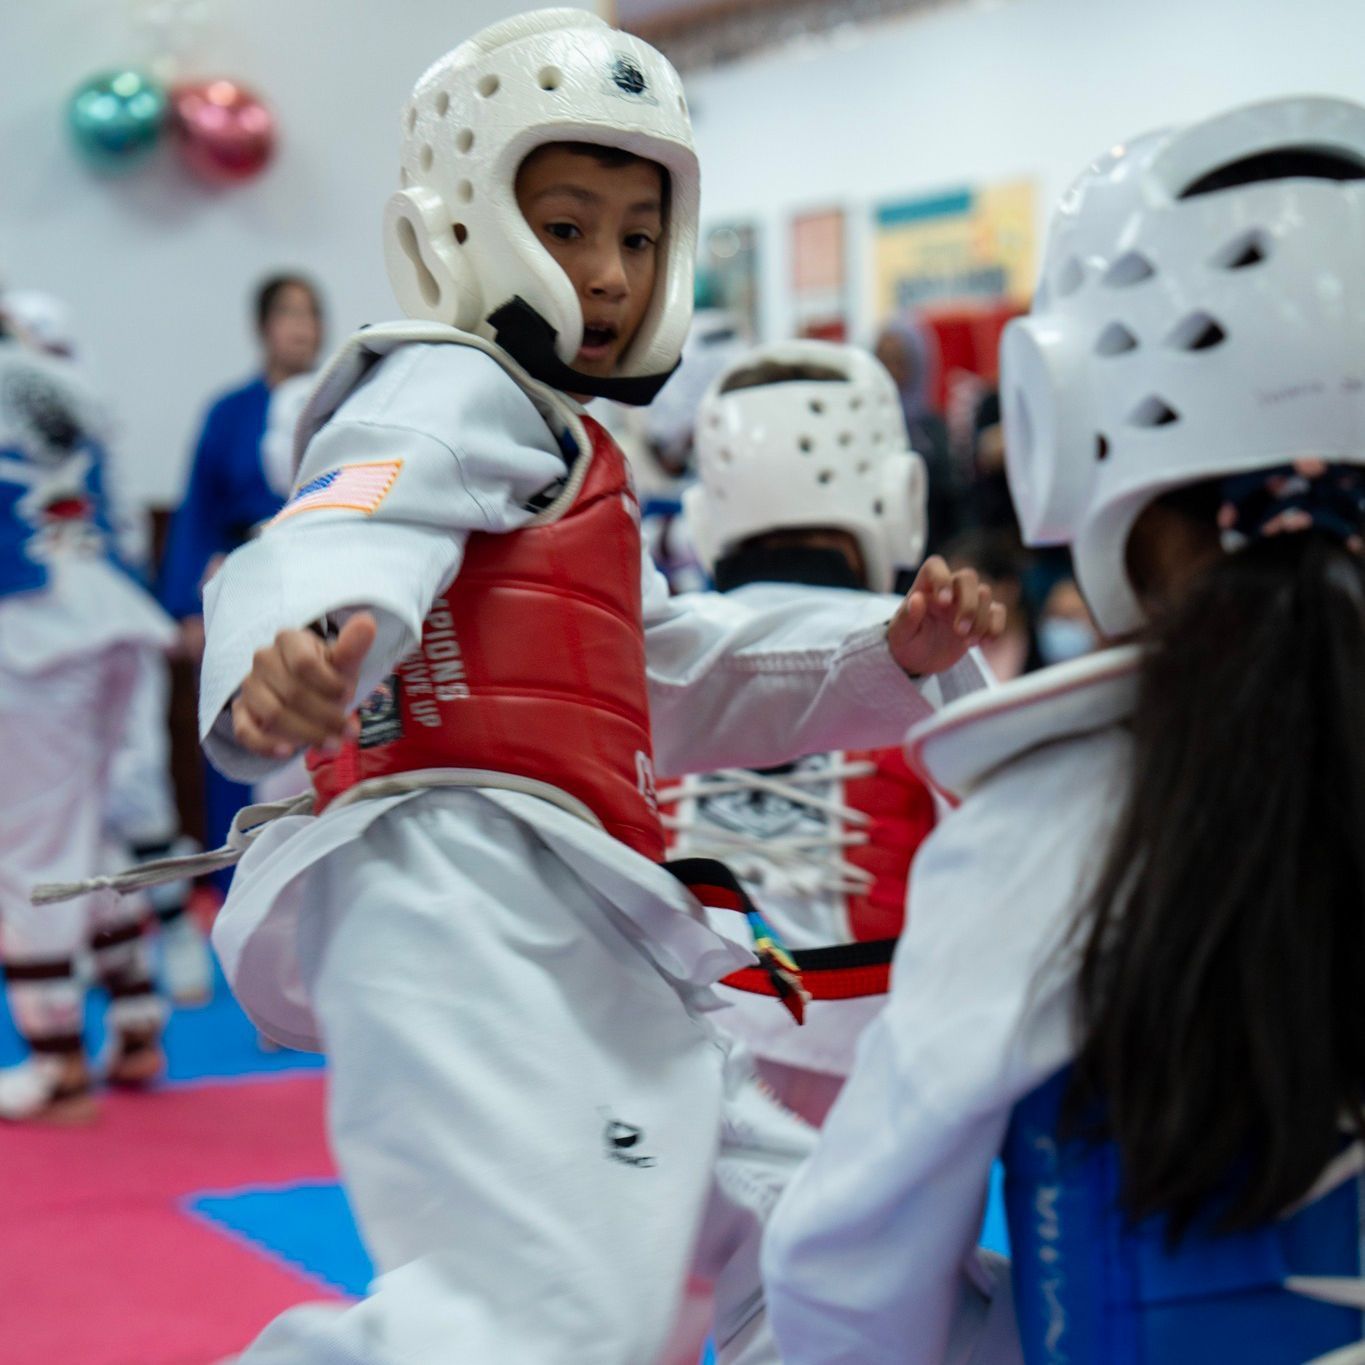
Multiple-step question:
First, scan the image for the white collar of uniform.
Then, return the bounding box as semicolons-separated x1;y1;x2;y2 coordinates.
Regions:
906;644;1143;803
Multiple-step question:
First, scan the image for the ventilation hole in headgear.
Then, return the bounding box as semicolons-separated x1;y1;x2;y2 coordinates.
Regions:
1056;255;1085;297
1212;229;1270;270
477;74;500;98
677;96;687;114
817;470;835;484
457;128;474;154
397;217;441;309
1094;321;1139;356
838;431;853;446
857;461;871;474
1129;395;1180;428
850;395;864;410
872;430;884;443
538;66;562;91
404;106;417;134
457;179;474;204
1103;251;1156;287
1168;311;1227;351
809;399;825;415
419;144;434;173
798;436;814;453
435;92;450;118
1096;433;1110;461
453;223;468;246
873;498;885;516
1178;147;1365;198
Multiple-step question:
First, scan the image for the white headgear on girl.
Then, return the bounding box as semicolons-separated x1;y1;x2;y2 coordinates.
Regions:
384;7;698;405
1002;95;1365;635
685;339;927;593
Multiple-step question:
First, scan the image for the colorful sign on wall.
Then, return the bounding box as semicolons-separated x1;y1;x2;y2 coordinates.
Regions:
873;180;1035;316
791;207;848;341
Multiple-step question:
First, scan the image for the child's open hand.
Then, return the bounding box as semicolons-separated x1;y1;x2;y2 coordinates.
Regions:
887;556;1006;677
231;612;377;759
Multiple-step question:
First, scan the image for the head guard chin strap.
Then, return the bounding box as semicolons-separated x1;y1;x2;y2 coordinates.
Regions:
713;543;868;594
488;299;679;406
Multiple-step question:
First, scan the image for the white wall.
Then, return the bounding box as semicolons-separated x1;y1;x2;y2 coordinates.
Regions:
0;0;586;503
684;0;1365;344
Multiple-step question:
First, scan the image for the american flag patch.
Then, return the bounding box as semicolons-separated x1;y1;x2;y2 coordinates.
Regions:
272;460;402;523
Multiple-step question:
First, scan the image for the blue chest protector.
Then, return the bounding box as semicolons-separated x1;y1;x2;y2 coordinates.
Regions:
1003;1068;1363;1365
0;436;122;602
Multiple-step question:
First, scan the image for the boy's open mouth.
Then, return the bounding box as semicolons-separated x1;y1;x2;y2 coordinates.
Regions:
578;322;619;361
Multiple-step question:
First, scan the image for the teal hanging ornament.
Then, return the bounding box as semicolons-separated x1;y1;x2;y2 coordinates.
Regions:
67;69;167;172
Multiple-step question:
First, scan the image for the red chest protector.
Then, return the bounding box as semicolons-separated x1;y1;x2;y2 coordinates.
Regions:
308;414;665;862
841;746;937;942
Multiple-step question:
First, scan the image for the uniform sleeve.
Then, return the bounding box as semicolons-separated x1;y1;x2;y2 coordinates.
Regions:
644;553;992;777
199;344;568;781
159;398;232;619
762;735;1125;1365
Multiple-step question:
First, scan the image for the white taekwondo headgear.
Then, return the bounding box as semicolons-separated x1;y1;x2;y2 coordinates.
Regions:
685;339;928;593
384;7;699;405
1002;95;1365;635
0;291;75;357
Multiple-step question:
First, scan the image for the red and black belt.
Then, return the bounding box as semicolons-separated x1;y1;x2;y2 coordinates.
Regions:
665;856;896;1021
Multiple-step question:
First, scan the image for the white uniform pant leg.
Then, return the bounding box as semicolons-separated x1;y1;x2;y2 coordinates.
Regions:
239;795;727;1365
103;643;177;849
0;647;133;1045
690;1044;818;1365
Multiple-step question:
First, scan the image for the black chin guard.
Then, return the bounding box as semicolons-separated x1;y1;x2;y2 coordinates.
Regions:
488;298;678;406
713;544;867;593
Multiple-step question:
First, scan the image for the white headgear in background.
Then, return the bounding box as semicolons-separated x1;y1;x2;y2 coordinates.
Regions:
1002;95;1365;634
685;339;927;593
1;291;76;357
384;7;699;404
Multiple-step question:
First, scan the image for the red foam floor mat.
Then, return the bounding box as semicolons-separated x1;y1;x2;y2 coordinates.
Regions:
0;1075;342;1365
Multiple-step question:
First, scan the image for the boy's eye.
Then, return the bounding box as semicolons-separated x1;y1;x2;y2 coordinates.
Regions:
545;221;581;242
624;232;657;252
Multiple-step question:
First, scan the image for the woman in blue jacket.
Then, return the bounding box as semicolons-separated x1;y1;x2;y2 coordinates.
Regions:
160;274;323;880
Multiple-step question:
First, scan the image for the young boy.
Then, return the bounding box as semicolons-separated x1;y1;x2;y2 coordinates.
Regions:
664;339;944;1128
199;11;1000;1360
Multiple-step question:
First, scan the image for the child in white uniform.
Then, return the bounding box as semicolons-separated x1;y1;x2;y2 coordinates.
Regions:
666;339;946;1127
0;314;176;1121
197;11;1002;1362
764;95;1365;1365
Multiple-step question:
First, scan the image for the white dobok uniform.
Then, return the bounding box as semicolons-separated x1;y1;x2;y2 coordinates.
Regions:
0;339;176;1049
201;328;986;1365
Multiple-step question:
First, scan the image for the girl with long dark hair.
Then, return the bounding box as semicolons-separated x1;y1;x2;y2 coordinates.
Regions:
765;95;1365;1365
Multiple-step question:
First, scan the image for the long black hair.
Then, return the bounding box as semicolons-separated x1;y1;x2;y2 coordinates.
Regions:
1065;496;1365;1242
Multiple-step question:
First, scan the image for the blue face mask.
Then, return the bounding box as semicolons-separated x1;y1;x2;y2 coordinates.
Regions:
1038;616;1097;666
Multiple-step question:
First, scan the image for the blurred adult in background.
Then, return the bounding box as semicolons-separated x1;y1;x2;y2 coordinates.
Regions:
875;313;959;553
159;274;324;884
1035;576;1099;666
945;528;1041;681
970;390;1017;534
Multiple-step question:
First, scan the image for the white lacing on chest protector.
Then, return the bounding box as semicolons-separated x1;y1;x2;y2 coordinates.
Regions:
658;758;878;899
